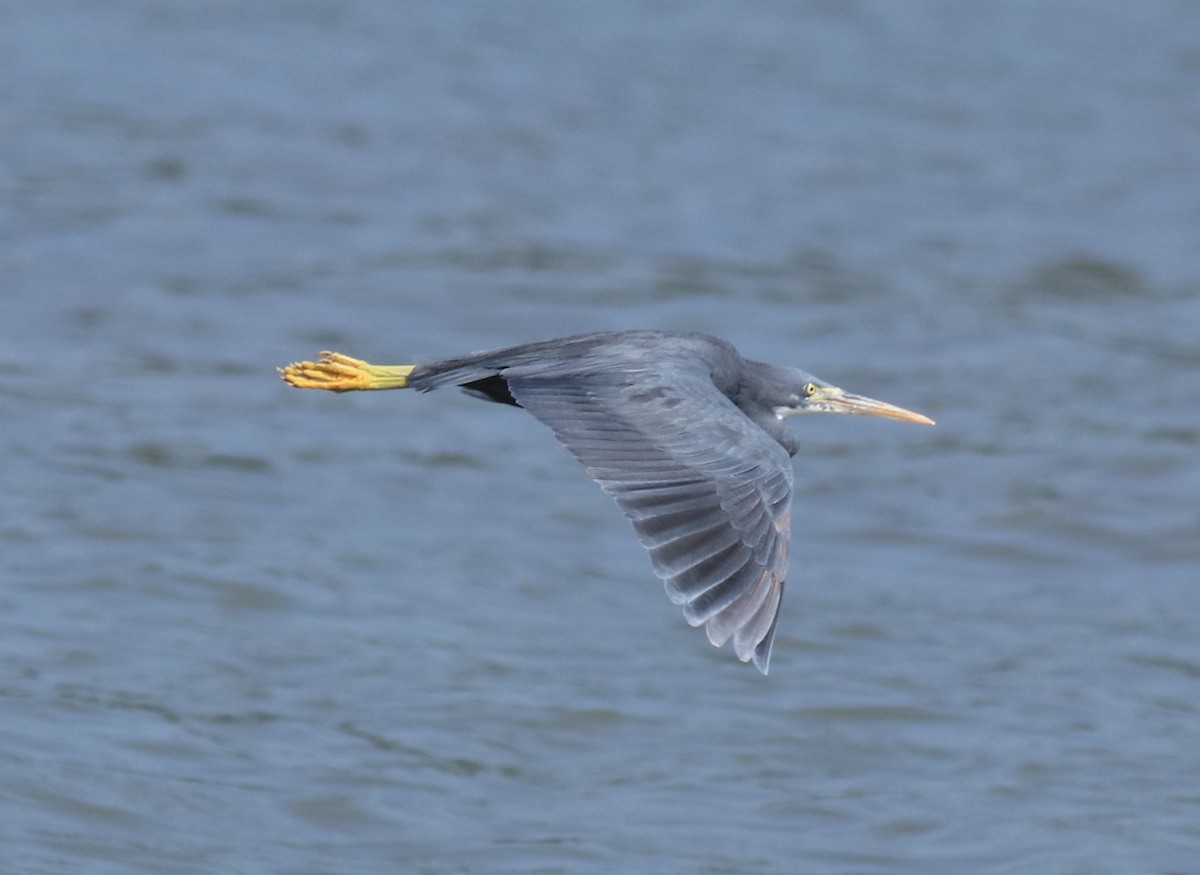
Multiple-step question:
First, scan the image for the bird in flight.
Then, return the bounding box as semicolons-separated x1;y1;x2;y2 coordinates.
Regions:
280;330;933;673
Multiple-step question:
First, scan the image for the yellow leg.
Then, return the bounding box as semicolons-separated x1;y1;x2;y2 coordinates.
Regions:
278;351;415;392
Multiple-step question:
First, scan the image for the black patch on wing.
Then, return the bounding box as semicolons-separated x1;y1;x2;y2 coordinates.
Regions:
460;375;520;406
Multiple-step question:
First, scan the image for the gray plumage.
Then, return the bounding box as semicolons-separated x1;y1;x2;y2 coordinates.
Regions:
281;329;933;674
411;331;795;671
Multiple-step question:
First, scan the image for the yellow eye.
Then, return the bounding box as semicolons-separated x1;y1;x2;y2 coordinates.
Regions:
803;382;819;398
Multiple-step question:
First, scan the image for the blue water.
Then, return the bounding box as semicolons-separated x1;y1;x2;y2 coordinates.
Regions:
3;2;1199;873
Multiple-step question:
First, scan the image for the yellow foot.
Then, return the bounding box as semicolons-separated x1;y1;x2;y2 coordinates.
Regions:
278;351;414;392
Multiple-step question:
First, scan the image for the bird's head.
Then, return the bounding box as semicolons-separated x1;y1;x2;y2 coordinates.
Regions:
773;369;934;425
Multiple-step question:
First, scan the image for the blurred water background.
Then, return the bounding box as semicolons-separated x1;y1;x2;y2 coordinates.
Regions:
3;2;1199;873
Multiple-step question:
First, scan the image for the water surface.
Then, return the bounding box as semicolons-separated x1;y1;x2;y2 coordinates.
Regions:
3;3;1199;873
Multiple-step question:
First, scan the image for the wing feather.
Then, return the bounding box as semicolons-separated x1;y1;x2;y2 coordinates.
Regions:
506;362;794;674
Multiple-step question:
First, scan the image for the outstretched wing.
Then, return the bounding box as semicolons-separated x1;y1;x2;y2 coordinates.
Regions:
506;363;793;674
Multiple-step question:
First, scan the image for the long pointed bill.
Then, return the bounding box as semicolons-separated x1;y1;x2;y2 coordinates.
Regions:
811;386;935;425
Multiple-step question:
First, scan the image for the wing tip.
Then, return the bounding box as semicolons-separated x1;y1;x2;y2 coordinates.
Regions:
695;579;782;675
748;614;779;675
